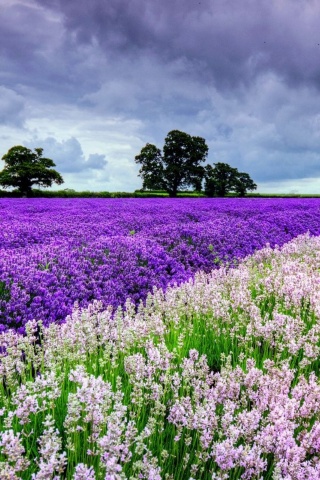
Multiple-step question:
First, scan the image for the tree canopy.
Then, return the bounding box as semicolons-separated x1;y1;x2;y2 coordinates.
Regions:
135;132;257;197
135;130;208;197
204;162;257;197
0;146;64;196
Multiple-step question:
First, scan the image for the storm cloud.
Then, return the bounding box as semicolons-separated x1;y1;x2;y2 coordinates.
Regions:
1;0;320;192
25;137;108;174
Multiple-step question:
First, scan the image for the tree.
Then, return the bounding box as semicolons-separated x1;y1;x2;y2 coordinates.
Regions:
0;146;64;196
204;162;257;197
233;172;257;197
135;130;208;197
134;144;165;191
203;165;217;197
204;162;239;197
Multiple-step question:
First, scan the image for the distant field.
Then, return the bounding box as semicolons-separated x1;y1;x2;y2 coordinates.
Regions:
1;188;320;198
0;189;206;198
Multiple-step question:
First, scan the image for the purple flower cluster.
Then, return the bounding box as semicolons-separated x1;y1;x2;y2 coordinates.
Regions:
1;197;320;332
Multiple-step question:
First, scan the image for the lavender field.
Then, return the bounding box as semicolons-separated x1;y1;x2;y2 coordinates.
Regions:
2;198;320;479
1;197;320;333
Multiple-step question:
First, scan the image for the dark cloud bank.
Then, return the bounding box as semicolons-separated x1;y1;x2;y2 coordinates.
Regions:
1;0;320;190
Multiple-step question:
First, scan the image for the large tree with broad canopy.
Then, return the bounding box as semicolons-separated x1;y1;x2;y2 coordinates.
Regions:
135;130;208;197
0;146;64;196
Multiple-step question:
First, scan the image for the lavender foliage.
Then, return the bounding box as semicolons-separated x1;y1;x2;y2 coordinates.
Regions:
1;197;320;332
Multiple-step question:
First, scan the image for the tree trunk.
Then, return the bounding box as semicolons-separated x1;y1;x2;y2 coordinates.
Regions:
168;188;178;198
19;183;32;197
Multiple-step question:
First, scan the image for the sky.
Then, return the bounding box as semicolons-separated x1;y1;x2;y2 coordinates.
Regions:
1;0;320;193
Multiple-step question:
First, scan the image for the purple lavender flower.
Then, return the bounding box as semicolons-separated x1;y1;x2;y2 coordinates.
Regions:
1;197;320;331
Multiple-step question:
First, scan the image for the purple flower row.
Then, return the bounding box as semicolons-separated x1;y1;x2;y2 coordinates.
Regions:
1;197;320;332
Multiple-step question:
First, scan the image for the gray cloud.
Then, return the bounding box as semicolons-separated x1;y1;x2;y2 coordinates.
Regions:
0;1;101;102
25;137;108;174
2;0;320;192
0;87;25;126
32;0;320;91
86;153;108;170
